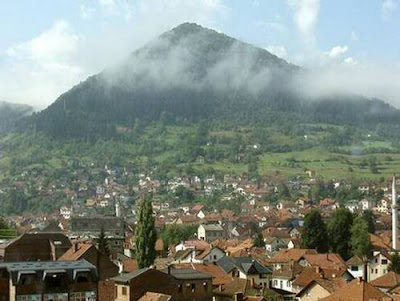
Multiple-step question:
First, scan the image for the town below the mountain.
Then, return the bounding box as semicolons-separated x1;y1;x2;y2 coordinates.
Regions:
1;163;400;301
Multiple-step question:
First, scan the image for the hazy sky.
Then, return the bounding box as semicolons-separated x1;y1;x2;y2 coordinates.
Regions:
1;0;399;108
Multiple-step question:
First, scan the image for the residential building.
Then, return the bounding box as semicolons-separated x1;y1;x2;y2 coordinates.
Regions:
198;224;224;242
217;257;272;288
3;232;72;262
113;266;212;301
0;260;98;301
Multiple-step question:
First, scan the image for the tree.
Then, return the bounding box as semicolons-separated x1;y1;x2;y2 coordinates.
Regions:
253;232;265;248
328;209;353;260
98;227;110;257
389;252;400;273
135;199;157;268
351;217;372;259
301;209;329;253
361;210;375;234
161;225;197;247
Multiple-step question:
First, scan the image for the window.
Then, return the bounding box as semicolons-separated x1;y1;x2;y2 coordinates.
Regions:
382;259;388;265
191;283;196;292
70;292;96;301
76;275;89;283
213;255;217;260
43;294;68;301
178;284;183;293
273;280;278;286
375;258;378;263
122;287;127;296
17;295;41;301
371;268;374;274
115;287;118;298
351;266;359;271
287;281;291;287
375;269;378;274
203;282;208;291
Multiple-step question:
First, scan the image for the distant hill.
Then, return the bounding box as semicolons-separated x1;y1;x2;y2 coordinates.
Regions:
27;23;400;139
0;101;33;134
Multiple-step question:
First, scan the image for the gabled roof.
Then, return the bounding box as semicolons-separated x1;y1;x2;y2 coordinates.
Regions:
200;224;224;231
112;267;152;283
371;271;400;289
213;278;258;297
173;263;232;286
138;292;172;301
296;278;348;297
217;256;272;275
58;243;93;261
346;255;364;266
320;278;391;301
162;267;212;280
303;253;347;270
268;249;317;263
293;267;352;287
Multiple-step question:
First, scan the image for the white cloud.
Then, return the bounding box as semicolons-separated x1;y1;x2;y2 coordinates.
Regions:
343;57;357;65
292;63;400;106
328;45;348;58
287;0;320;46
382;0;400;18
265;45;288;59
1;20;85;108
0;0;228;108
350;30;359;42
80;4;96;20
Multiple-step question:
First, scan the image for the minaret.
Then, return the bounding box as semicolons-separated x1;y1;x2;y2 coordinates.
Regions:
393;175;398;250
115;201;121;218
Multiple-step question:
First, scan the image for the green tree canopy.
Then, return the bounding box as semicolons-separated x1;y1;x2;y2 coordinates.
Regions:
350;217;372;259
328;208;354;260
361;210;375;234
389;252;400;274
301;209;329;253
135;199;157;268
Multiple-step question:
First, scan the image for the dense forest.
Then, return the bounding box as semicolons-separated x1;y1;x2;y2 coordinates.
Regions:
0;101;33;134
17;23;400;141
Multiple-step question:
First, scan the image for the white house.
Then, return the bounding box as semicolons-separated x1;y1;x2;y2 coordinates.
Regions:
346;255;365;279
345;200;359;213
198;224;224;242
368;251;391;281
359;199;374;211
59;206;72;219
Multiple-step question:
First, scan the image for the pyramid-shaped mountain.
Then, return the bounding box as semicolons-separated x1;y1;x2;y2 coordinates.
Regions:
29;23;399;138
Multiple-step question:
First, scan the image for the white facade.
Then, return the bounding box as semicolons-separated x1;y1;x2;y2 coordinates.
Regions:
368;252;390;281
60;206;72;219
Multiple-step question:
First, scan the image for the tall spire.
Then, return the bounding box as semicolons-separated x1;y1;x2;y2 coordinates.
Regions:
393;174;398;250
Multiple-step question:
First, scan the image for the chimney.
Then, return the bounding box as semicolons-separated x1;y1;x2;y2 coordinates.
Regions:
234;292;244;301
393;175;398;250
74;242;79;253
315;266;320;274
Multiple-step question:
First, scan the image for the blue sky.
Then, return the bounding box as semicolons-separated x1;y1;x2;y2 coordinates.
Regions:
1;0;400;108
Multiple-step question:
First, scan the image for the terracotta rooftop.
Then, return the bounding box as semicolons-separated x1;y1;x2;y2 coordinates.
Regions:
320;278;391;301
138;292;172;301
173;263;232;286
58;243;93;261
293;266;351;288
268;248;317;263
371;271;400;289
303;253;347;270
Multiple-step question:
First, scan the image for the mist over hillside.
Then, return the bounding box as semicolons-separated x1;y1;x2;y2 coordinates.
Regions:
0;101;33;134
24;23;400;140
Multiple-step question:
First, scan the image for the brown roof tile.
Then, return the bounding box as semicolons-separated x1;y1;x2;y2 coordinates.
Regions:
320;278;391;301
371;272;400;289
